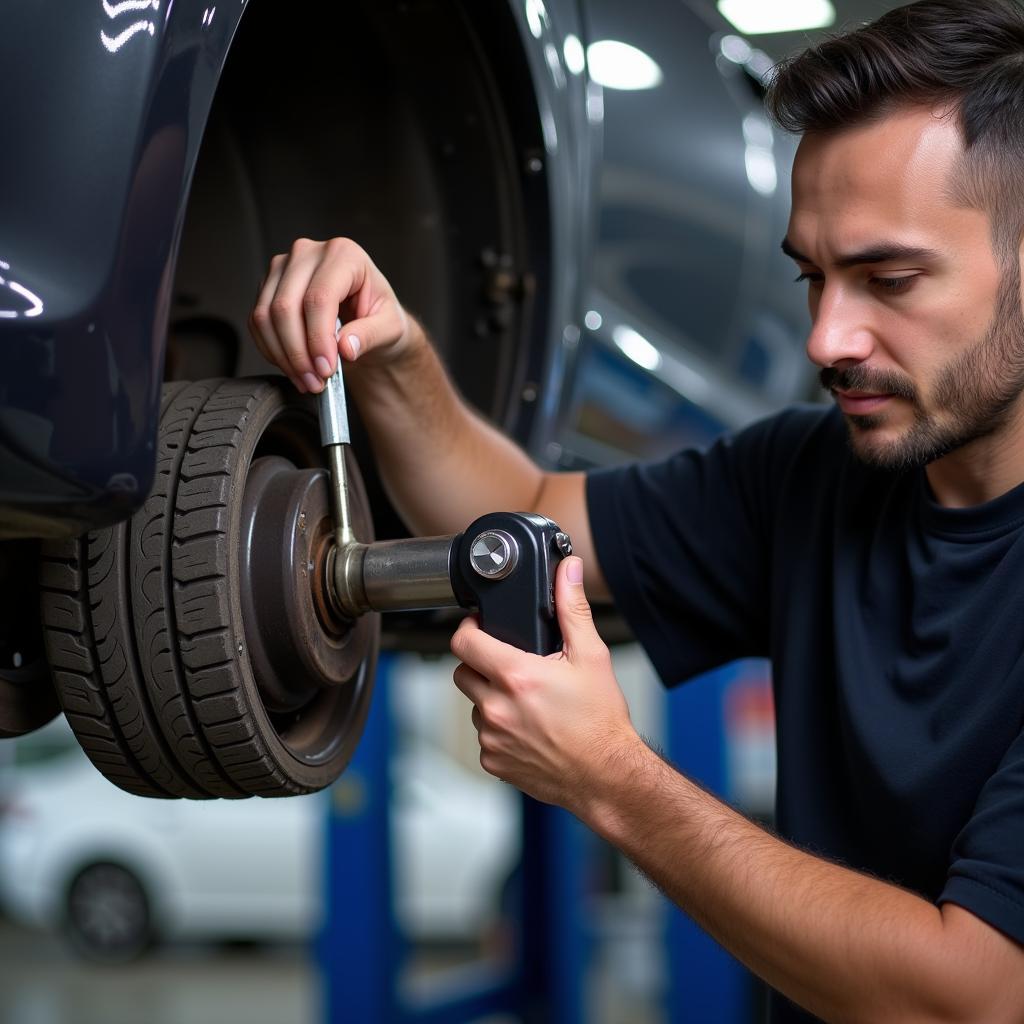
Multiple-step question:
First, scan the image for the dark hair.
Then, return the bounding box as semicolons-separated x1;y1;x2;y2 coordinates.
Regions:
766;0;1024;262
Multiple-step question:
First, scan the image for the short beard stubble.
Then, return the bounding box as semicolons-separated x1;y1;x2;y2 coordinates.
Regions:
820;261;1024;472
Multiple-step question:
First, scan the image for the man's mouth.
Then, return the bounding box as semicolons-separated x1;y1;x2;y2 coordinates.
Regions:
833;389;893;415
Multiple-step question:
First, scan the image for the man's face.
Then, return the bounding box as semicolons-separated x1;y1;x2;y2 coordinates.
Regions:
787;106;1024;470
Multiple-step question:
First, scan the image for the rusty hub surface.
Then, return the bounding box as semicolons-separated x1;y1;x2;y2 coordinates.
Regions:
239;450;375;718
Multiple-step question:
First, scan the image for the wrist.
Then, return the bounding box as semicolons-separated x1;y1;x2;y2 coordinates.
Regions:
386;310;429;368
573;729;661;838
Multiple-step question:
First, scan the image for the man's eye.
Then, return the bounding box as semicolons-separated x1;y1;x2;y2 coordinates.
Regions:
793;272;823;285
872;276;915;294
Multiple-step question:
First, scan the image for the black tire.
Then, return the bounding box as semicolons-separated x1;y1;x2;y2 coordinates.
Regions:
64;861;154;963
40;378;378;798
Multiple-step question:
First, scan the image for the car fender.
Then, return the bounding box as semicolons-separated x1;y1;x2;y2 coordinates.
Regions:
0;0;593;538
0;0;246;536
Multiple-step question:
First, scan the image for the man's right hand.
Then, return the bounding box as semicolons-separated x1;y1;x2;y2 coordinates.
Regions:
249;237;416;394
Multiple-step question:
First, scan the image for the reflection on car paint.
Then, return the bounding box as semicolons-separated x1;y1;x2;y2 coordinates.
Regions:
544;42;567;90
0;260;43;320
566;339;722;464
100;0;159;54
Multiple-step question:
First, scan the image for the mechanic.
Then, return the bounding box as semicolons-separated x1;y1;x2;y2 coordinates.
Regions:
248;1;1024;1019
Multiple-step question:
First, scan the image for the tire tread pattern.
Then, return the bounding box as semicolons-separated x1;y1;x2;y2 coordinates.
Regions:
40;379;314;798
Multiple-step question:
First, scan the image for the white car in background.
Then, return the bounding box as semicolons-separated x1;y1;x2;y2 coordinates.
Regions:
0;719;518;961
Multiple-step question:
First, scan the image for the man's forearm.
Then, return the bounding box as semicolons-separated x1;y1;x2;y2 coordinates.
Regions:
346;319;546;537
581;741;1007;1024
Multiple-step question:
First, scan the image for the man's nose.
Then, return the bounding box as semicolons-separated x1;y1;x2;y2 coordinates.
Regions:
805;288;875;369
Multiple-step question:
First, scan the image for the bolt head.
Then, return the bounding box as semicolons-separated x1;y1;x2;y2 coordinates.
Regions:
470;530;519;580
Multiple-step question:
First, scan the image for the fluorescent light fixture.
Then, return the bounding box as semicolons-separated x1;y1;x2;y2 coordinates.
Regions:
587;40;663;91
742;113;777;195
612;325;662;372
744;148;777;195
524;0;546;40
746;49;776;80
719;34;752;65
717;0;835;35
544;42;566;89
563;33;585;75
742;112;773;149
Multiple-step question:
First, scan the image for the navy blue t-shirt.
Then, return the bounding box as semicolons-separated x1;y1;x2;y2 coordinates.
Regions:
587;404;1024;1023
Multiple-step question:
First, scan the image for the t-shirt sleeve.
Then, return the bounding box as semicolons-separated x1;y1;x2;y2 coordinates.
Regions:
940;727;1024;946
585;407;820;687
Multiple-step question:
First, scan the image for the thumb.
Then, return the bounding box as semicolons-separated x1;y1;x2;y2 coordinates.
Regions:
337;306;406;363
335;314;373;362
554;556;601;660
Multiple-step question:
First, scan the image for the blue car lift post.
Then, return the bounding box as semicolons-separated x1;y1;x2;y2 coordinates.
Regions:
316;652;594;1024
665;662;755;1024
317;653;756;1024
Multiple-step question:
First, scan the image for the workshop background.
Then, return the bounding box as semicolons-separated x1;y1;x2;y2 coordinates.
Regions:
0;1;903;1022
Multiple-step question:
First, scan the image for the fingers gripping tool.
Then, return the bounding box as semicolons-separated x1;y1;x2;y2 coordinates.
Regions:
317;367;572;655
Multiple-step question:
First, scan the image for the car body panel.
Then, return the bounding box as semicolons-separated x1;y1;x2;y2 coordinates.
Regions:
550;0;811;468
0;0;811;540
501;0;600;456
0;0;248;537
0;0;589;539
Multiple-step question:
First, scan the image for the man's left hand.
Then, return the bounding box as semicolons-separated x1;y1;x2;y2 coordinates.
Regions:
450;556;640;811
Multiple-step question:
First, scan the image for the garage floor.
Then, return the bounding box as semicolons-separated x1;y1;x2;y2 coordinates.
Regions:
0;920;317;1024
0;919;661;1024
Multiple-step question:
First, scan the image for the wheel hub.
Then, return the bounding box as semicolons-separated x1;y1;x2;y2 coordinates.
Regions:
239;454;375;715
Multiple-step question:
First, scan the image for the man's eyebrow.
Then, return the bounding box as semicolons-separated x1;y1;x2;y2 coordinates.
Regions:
780;238;942;268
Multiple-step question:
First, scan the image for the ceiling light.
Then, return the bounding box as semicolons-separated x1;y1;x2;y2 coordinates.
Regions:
612;325;662;372
717;0;835;35
563;33;585;76
587;40;663;91
524;0;546;40
719;34;752;65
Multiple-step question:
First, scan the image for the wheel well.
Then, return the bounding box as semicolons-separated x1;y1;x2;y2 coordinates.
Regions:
170;0;549;432
166;0;552;646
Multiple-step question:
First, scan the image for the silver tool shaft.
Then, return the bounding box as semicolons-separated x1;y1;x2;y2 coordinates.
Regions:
312;369;566;653
316;364;457;619
319;368;351;446
319;368;357;549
